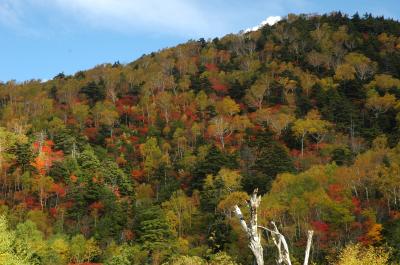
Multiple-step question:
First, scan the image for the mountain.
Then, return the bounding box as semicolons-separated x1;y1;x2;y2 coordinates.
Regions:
1;12;400;265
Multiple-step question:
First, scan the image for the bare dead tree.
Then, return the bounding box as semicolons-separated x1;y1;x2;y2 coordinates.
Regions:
233;188;264;265
233;189;314;265
303;230;314;265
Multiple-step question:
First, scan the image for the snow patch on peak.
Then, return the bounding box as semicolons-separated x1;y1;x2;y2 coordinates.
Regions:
244;16;282;33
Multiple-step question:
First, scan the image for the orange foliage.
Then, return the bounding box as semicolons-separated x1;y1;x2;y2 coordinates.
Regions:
70;175;78;183
31;140;63;175
122;229;134;241
90;201;104;210
131;169;144;181
327;184;344;202
51;183;67;197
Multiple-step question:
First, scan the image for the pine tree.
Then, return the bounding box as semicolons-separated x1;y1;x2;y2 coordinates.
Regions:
136;206;175;252
242;130;294;194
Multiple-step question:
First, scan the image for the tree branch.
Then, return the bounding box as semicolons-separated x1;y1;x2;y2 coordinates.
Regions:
233;205;248;233
303;230;314;265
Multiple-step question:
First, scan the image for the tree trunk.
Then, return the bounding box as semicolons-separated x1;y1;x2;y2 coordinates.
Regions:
234;189;264;265
234;189;314;265
303;230;313;265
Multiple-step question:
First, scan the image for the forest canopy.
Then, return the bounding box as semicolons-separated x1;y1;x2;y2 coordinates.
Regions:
1;12;400;264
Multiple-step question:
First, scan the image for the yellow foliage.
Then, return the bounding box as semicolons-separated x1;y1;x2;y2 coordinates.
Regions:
334;244;390;265
218;191;249;211
366;223;383;243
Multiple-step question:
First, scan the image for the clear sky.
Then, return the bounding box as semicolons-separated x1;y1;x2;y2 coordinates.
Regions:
0;0;399;82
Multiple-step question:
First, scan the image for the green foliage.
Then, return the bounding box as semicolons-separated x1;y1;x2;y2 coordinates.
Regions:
192;145;238;191
79;80;106;106
242;130;294;194
209;252;239;265
69;234;100;263
136;205;175;252
14;220;45;264
104;243;147;265
0;215;29;265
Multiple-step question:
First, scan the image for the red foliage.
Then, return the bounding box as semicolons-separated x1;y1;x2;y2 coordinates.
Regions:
51;183;67;197
184;108;198;121
138;127;148;135
130;136;139;143
116;95;136;107
311;220;329;233
210;78;228;93
134;114;145;122
311;220;330;246
90;201;104;210
352;197;362;214
251;125;263;132
327;184;343;202
205;63;218;72
290;149;301;157
25;196;36;208
170;111;181;121
49;207;58;217
83;127;99;141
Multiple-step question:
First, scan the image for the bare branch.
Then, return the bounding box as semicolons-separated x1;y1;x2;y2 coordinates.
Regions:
233;205;248;233
233;189;314;265
303;230;314;265
270;221;292;265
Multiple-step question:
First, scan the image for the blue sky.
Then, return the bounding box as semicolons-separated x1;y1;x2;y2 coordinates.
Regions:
0;0;399;82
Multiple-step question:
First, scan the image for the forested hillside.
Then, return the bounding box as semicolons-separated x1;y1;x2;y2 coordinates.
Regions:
1;12;400;264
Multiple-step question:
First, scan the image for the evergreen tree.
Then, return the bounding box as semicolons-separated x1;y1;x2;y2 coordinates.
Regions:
242;130;294;194
136;206;175;253
79;80;106;107
191;145;238;191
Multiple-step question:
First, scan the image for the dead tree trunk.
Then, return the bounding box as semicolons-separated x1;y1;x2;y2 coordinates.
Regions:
303;230;313;265
234;189;314;265
233;189;264;265
270;221;292;265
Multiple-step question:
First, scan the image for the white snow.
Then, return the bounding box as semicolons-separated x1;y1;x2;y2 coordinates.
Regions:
244;16;282;33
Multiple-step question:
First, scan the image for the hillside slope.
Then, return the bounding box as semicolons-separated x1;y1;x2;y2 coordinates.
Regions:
1;12;400;264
